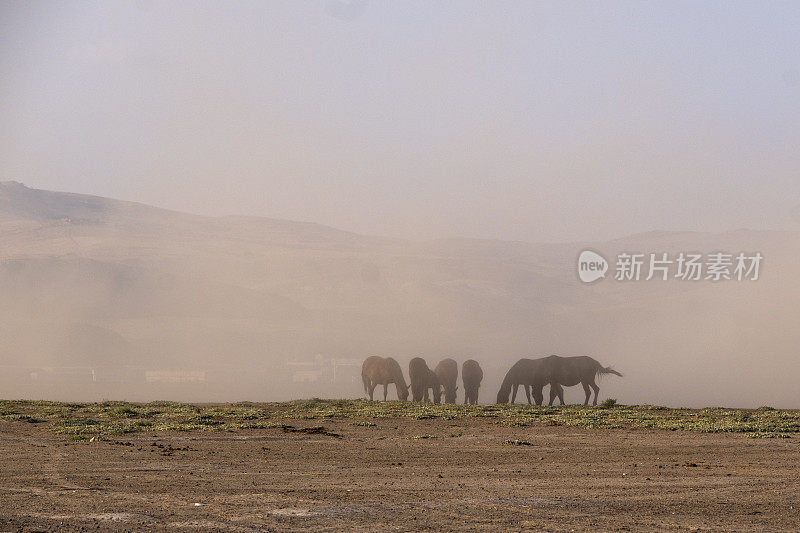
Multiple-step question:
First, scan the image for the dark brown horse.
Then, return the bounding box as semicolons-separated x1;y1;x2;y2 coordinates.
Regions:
409;357;441;403
461;359;483;405
496;357;566;405
434;358;458;404
496;358;544;404
542;355;622;406
361;356;409;401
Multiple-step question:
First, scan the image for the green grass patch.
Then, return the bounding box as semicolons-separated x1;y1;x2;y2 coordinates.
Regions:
0;399;798;439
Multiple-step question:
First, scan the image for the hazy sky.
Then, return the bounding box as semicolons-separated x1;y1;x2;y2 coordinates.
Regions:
2;1;799;241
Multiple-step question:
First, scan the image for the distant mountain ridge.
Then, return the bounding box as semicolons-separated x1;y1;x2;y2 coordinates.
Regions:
0;180;165;223
0;180;373;245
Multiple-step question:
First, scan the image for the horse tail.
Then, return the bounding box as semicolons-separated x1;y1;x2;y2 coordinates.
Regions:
362;373;371;396
597;365;623;378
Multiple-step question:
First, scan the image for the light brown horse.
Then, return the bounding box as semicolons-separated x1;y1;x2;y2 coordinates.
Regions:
461;359;483;405
541;355;622;406
434;358;458;404
409;357;441;403
361;356;409;401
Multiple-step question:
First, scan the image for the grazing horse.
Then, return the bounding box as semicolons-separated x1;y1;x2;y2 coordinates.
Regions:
461;359;483;405
409;357;441;403
361;356;409;401
434;358;458;404
542;355;622;406
496;357;569;405
496;358;546;404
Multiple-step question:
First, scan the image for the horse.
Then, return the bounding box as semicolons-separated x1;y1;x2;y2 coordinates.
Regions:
434;358;458;404
541;355;622;406
409;357;441;403
361;356;409;401
461;359;483;405
496;358;547;404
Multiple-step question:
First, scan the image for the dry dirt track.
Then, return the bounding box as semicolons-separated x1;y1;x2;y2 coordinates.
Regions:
0;417;799;532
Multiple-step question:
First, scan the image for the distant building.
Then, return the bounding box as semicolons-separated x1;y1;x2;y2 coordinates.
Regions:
291;369;323;383
285;355;362;384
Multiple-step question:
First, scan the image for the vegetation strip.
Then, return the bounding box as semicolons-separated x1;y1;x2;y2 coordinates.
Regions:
0;399;796;440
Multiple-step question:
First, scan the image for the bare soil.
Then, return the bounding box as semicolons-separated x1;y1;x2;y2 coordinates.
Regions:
1;417;799;532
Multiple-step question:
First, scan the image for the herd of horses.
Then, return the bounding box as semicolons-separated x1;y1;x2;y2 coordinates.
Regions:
361;355;622;406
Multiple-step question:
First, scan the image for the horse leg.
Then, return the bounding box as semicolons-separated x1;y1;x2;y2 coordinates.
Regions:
533;386;543;406
582;382;591;405
590;380;600;406
362;375;371;400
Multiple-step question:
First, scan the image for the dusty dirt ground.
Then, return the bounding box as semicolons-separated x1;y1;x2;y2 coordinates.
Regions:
0;417;799;532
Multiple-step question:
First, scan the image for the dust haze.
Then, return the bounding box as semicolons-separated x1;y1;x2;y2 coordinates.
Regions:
0;181;797;407
1;3;799;407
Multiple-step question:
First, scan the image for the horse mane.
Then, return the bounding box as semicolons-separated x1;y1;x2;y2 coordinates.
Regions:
389;360;409;393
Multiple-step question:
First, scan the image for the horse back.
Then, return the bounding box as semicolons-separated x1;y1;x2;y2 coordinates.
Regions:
363;356;399;383
550;355;601;385
462;359;483;385
434;358;458;388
